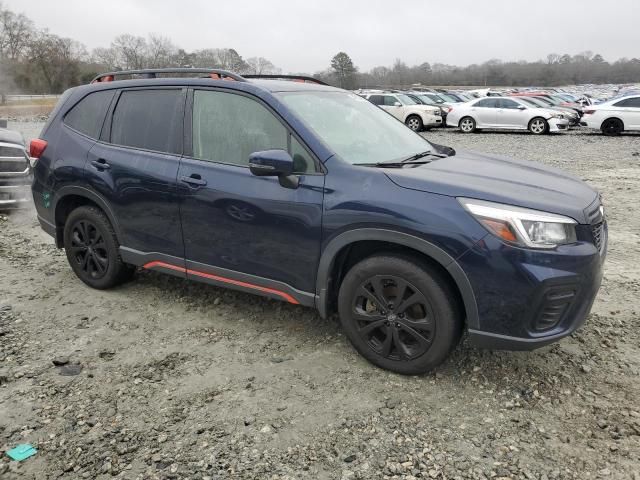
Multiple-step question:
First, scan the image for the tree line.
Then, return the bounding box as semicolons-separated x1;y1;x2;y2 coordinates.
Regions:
321;52;640;89
1;2;639;95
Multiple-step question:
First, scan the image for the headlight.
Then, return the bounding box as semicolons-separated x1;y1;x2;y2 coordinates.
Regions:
459;198;577;249
434;110;441;116
549;112;564;119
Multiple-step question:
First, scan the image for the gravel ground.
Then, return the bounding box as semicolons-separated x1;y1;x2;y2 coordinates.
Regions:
1;123;639;479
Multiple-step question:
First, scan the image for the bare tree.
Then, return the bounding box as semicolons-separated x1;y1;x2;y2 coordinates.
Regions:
0;6;33;60
111;34;147;70
246;56;279;75
146;34;178;68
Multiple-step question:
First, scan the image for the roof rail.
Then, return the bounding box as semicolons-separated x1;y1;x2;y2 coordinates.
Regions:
243;74;328;86
91;68;246;84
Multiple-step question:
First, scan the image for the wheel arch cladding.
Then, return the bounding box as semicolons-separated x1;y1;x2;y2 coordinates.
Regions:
53;187;122;248
315;229;479;329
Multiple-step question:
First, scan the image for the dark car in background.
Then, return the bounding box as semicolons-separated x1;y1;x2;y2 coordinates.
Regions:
29;68;606;375
0;125;32;210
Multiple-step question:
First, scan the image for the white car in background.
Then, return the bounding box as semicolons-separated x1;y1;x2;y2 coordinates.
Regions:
446;96;570;134
360;92;442;131
581;95;640;135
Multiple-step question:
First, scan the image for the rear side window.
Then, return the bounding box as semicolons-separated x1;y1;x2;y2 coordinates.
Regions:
613;97;640;107
368;95;384;106
64;90;115;139
110;89;183;153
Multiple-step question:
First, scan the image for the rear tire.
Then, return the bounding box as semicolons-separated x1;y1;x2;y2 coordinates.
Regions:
528;117;549;135
337;254;462;375
405;115;423;132
63;206;134;289
601;118;623;136
459;116;476;133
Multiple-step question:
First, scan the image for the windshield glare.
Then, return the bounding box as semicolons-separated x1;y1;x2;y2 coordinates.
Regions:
278;91;433;165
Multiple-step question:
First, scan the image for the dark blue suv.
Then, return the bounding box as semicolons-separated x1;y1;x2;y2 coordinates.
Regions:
30;69;607;374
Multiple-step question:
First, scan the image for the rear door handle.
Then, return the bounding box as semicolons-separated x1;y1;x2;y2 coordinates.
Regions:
91;159;110;170
180;174;207;187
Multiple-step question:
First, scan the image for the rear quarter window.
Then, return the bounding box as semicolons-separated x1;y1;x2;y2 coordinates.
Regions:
110;89;183;154
64;90;115;139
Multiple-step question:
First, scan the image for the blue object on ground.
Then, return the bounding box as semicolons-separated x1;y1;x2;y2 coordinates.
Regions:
6;444;37;461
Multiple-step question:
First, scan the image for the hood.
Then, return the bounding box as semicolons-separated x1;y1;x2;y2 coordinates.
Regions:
384;149;598;223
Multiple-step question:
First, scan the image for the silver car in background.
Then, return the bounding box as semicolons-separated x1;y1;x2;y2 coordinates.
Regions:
0;127;32;210
446;97;570;134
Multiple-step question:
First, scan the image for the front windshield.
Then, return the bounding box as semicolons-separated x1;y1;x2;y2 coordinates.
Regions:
426;94;445;104
278;91;433;165
397;94;418;105
439;93;459;103
532;96;554;106
518;97;542;108
416;94;436;105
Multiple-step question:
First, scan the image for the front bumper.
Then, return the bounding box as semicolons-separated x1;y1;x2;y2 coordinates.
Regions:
549;118;571;132
459;220;607;350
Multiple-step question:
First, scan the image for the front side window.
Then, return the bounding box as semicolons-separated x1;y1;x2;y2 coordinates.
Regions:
499;99;521;109
111;89;183;153
475;98;499;108
192;90;288;168
277;91;433;166
64;90;115;139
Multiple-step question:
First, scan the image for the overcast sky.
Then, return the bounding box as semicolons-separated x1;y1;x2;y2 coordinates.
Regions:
5;0;639;72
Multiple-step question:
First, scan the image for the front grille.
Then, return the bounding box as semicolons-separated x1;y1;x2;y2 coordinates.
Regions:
0;158;29;173
585;197;606;255
592;222;604;252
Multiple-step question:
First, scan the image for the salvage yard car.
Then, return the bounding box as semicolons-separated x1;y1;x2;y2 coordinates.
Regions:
358;90;442;131
0;126;32;210
447;96;571;134
581;94;640;135
30;69;606;374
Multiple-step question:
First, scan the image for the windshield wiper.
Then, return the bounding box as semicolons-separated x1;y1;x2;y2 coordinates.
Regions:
400;150;447;163
354;160;433;168
354;151;449;168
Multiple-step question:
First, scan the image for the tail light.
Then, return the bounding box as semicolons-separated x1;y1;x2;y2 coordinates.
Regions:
583;109;595;115
29;138;48;161
447;107;453;113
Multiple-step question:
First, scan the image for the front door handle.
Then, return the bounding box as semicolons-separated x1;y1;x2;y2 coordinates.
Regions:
180;174;207;187
91;159;110;170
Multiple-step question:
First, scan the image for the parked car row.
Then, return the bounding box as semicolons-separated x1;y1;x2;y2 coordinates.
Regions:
356;86;640;136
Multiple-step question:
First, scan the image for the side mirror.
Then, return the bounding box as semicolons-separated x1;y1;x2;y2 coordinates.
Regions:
249;149;299;189
517;105;527;110
393;101;402;107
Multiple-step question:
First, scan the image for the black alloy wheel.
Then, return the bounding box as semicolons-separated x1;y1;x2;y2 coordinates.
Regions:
338;254;462;375
601;118;623;136
69;219;109;280
63;206;134;289
352;275;434;361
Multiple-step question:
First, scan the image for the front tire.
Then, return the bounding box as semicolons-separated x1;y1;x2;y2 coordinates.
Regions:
405;115;423;132
63;206;134;289
528;117;549;135
601;118;623;136
337;255;462;375
459;116;476;133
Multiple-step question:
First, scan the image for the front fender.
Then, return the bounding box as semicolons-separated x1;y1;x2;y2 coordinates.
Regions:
314;227;479;329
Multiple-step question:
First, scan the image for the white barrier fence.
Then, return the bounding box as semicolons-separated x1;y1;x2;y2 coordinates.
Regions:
2;94;60;103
